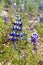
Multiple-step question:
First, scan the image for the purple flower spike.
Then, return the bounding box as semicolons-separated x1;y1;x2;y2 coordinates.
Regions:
31;33;38;43
8;15;25;42
40;15;43;22
13;3;17;8
16;33;19;36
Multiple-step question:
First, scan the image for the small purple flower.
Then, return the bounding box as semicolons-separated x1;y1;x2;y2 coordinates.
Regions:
10;32;16;36
9;37;18;41
20;32;25;37
13;21;22;26
20;32;25;40
31;37;36;43
13;26;21;31
10;32;19;37
31;33;38;50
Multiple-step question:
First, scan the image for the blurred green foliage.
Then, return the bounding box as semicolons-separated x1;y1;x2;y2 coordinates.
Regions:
0;19;5;42
36;23;43;37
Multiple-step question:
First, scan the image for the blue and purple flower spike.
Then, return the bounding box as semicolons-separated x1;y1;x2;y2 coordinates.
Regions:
9;15;25;42
31;33;39;50
40;15;43;22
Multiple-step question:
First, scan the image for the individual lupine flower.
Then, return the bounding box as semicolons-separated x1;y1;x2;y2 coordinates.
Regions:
13;26;21;31
31;36;36;43
9;36;18;41
31;38;37;50
20;32;25;40
10;32;19;37
20;32;25;37
13;21;22;26
10;32;16;36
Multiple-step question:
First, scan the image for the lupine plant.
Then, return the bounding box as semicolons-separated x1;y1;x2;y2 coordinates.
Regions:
9;15;25;42
0;16;41;65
